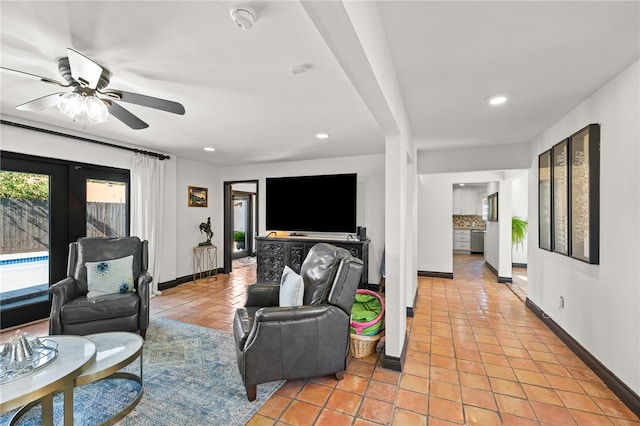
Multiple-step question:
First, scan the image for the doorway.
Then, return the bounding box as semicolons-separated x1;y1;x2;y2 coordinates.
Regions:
223;180;258;273
231;191;253;260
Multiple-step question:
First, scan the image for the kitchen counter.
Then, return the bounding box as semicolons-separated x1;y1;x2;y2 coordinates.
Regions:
453;226;486;230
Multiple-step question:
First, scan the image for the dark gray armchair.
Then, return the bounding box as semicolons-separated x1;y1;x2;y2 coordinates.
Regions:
49;236;151;338
233;243;364;401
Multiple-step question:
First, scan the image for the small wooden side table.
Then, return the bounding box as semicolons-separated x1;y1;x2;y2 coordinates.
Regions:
193;245;218;282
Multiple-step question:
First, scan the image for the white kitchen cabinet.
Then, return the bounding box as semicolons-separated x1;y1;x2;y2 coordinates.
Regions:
454;188;484;215
453;188;472;214
463;190;477;215
453;229;471;251
453;186;491;216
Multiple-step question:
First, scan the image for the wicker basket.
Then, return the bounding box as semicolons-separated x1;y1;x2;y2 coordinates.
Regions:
349;330;384;358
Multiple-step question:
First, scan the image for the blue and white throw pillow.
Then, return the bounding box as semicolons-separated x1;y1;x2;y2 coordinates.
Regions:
86;255;135;297
279;265;304;307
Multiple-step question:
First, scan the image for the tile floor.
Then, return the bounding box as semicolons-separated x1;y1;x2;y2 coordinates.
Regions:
508;266;528;303
2;253;639;425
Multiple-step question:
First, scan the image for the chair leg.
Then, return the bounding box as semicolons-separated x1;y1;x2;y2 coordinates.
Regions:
334;371;345;380
139;329;146;339
246;384;257;402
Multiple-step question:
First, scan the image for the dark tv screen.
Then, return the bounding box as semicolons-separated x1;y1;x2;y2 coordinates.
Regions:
266;173;357;233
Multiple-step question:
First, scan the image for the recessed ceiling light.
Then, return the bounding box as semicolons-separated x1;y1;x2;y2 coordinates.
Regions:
459;183;465;186
204;147;216;152
486;94;508;105
315;133;330;140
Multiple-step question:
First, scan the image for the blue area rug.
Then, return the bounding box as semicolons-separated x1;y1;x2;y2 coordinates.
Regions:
1;318;283;425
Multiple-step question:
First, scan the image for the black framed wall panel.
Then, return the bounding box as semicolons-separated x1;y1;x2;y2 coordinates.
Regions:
552;139;569;255
539;149;552;251
537;123;600;265
569;124;600;264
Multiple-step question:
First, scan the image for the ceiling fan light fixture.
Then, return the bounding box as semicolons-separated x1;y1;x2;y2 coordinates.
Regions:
84;95;109;123
230;6;257;30
57;92;84;119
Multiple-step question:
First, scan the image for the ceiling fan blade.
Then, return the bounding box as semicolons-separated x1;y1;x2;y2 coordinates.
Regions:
1;67;67;87
16;93;64;111
67;48;104;89
104;90;185;115
108;101;149;130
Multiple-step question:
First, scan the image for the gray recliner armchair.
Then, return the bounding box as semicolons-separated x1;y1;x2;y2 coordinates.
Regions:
233;243;364;401
49;236;151;338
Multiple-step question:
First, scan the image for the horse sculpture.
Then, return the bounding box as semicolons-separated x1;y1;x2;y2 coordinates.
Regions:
199;217;213;246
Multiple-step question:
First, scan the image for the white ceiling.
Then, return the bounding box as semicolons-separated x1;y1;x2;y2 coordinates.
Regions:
1;1;638;166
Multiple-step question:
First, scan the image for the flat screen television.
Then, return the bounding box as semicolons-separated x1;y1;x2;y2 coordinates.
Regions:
266;173;357;233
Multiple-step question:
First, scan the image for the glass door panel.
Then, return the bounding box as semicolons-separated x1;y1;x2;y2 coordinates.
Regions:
0;171;51;324
86;179;127;237
68;165;130;242
232;192;252;259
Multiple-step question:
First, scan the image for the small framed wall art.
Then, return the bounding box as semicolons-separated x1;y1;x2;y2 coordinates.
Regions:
188;186;208;207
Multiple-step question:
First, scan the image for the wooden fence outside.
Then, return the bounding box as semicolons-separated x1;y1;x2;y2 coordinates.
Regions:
0;198;125;254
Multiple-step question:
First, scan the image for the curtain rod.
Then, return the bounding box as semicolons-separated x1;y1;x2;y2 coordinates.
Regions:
1;119;171;160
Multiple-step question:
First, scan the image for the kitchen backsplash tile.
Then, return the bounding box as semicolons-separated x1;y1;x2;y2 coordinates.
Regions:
453;215;486;229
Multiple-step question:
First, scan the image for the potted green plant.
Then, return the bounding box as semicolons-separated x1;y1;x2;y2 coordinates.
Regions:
512;216;528;249
233;230;246;250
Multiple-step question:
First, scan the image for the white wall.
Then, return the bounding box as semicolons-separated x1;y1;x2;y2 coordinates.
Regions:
511;170;529;265
418;142;530;174
528;60;640;394
220;154;386;285
160;159;178;283
417;170;505;275
497;180;513;279
417;174;453;273
483;181;504;276
1;124;133;167
176;158;222;278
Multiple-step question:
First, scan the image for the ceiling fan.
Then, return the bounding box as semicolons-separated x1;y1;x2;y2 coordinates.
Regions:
1;48;185;129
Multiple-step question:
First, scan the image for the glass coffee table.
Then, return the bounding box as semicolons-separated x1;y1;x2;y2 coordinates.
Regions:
0;335;97;426
77;331;144;424
2;332;143;426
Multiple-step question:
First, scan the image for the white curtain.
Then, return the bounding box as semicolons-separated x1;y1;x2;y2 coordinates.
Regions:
131;153;165;296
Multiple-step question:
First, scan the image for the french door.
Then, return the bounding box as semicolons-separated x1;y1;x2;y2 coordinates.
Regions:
231;191;254;260
0;152;129;329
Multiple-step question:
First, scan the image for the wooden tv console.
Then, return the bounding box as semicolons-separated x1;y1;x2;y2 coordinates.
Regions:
255;236;369;286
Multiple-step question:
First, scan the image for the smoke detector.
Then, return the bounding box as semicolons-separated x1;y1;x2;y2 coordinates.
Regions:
230;6;257;30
